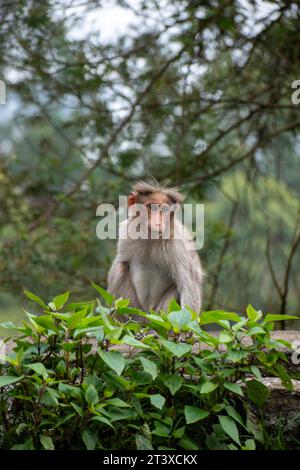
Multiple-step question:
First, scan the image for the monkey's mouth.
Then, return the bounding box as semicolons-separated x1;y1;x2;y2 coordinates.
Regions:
148;228;171;240
148;228;161;238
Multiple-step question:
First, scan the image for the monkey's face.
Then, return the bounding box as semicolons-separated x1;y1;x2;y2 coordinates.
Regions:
128;191;176;239
145;202;173;237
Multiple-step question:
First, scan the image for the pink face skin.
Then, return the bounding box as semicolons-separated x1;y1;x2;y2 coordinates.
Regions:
146;202;171;235
128;192;174;238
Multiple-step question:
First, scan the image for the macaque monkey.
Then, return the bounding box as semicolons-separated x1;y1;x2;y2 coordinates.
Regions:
107;180;203;314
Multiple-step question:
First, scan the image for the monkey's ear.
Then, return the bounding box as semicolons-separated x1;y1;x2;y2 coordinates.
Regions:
170;202;181;213
128;191;137;207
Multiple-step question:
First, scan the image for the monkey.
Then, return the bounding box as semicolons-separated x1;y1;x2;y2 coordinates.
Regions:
107;180;203;315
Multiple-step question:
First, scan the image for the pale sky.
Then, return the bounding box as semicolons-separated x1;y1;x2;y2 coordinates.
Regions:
66;0;279;42
0;0;280;125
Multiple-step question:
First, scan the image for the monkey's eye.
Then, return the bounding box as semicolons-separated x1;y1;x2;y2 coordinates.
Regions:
148;204;160;212
161;204;170;214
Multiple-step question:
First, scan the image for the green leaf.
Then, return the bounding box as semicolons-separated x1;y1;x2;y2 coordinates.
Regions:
135;434;153;450
246;305;262;322
106;407;135;422
273;364;293;392
71;402;84;417
67;309;88;330
200;381;218;394
179;437;199;450
25;363;48;380
91;415;114;428
74;326;104;340
46;311;70;321
168;298;181;312
250;366;262;380
160;338;192;357
106;326;123;341
168;309;192;332
116;307;145;317
62;341;78;352
224;382;244;397
228;444;238;450
0;375;22;386
201;310;241;324
246;379;270;407
198;330;219;347
24;290;48;309
68;301;95;312
0;321;27;332
243;439;256;450
184;405;209;424
12;438;35;450
115;298;130;309
121;335;150;349
218;415;240;445
225;406;245;428
92;282;115;306
212;403;226;412
40;435;54;450
232;318;248;332
40;389;59;406
106;398;131;408
99;350;125;376
54;413;75;428
152;421;170;437
139;313;171;329
264;314;298;323
85;384;98;406
246;409;263;443
218;331;234;343
53;292;69;310
150;394;165;410
247;326;265;336
82;429;97;450
58;383;81;399
33;315;59;332
227;349;248;362
96;303;114;331
16;423;27;436
162;374;182;396
140;357;158;380
173;425;185;439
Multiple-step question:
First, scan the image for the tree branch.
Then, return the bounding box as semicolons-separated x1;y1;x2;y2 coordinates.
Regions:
29;47;185;231
190;119;300;186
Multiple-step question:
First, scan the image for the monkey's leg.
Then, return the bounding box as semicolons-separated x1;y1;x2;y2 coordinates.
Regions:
155;285;179;312
108;261;142;308
108;261;147;323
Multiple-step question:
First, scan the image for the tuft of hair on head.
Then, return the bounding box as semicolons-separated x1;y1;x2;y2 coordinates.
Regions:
132;178;184;204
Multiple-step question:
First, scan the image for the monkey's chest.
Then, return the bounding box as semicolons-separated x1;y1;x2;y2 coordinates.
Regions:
130;259;172;311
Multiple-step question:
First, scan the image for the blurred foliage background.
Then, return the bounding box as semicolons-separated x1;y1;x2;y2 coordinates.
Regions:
0;0;300;331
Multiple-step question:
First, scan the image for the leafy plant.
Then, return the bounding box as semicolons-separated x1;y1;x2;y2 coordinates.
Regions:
0;287;297;450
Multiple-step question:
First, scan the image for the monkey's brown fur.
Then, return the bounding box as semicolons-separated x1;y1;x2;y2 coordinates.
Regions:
108;180;203;314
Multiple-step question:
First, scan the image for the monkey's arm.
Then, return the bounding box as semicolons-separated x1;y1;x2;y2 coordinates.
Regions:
170;243;203;313
155;285;179;312
107;259;142;309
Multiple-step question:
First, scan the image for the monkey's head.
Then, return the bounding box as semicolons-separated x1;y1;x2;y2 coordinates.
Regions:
127;180;184;239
